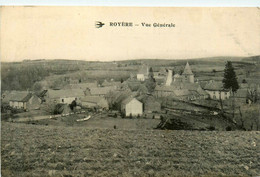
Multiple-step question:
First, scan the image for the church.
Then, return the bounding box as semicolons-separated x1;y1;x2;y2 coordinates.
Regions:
155;62;209;100
166;62;194;86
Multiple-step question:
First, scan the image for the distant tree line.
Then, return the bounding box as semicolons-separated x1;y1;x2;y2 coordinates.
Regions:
1;64;50;91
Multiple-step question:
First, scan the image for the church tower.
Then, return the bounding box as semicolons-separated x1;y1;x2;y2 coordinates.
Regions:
182;62;194;83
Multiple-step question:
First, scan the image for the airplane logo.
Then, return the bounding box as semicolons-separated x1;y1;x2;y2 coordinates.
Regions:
95;21;105;28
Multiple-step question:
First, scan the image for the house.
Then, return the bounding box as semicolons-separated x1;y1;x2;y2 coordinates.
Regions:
2;91;41;111
85;86;116;96
121;97;143;117
9;92;32;110
27;94;42;110
80;96;109;110
137;65;149;81
203;80;231;100
172;89;191;101
233;89;252;104
105;90;132;110
155;82;209;100
154;85;177;98
43;89;85;104
102;80;122;88
64;82;98;90
55;104;72;114
138;95;161;113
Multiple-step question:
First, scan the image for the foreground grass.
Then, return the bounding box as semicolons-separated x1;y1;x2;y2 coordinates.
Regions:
1;122;259;177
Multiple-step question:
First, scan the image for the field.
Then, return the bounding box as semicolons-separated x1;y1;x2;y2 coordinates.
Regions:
1;122;259;177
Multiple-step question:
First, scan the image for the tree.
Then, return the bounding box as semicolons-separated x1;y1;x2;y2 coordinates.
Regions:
212;69;216;76
32;82;43;91
69;100;77;111
145;67;156;93
223;61;239;93
222;61;239;118
148;67;154;78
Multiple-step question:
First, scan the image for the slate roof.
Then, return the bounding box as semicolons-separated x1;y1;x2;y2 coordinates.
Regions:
171;82;201;90
47;89;85;99
80;96;106;104
234;89;248;98
173;89;191;96
89;86;115;95
64;82;98;89
121;97;140;105
2;91;32;102
138;65;148;75
204;81;226;91
155;85;175;92
102;80;121;87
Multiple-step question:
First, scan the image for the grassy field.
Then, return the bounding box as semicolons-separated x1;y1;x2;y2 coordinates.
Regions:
1;122;259;177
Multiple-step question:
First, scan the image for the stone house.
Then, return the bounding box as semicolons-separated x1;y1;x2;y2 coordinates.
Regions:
43;89;85;104
2;91;41;111
121;97;143;117
137;65;149;81
203;80;231;100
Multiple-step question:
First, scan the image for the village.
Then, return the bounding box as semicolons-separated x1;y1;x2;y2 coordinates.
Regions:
1;59;259;131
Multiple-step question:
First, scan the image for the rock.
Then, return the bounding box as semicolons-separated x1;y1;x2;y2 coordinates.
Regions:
244;165;249;171
251;141;256;147
113;153;118;158
10;151;15;156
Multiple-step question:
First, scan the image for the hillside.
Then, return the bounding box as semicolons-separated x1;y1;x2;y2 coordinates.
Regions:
2;55;259;91
1;122;259;177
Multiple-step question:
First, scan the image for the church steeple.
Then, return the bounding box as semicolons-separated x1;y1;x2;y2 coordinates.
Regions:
182;62;194;83
183;62;193;75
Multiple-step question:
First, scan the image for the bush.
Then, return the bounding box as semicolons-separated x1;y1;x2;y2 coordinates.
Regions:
226;126;232;131
208;126;215;131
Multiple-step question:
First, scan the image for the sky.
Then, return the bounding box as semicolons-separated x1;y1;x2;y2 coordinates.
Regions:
1;7;260;62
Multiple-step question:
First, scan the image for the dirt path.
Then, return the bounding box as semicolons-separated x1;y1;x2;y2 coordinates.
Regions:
1;122;259;177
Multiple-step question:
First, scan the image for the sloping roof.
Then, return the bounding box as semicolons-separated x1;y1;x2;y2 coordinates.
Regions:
47;89;85;99
37;90;48;98
89;86;115;95
137;95;160;104
196;87;209;96
234;89;248;98
204;81;225;91
80;96;106;104
64;82;98;89
155;85;175;92
138;65;148;75
173;89;191;96
2;91;32;102
102;80;121;87
137;84;148;94
183;62;193;75
171;82;200;90
121;97;140;105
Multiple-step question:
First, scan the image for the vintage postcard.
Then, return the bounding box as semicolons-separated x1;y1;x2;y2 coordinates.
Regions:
1;6;259;176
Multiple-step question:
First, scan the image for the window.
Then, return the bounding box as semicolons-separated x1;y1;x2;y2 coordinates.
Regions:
62;99;64;103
